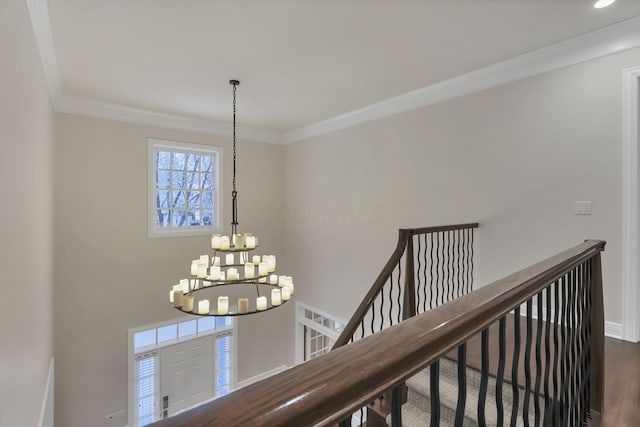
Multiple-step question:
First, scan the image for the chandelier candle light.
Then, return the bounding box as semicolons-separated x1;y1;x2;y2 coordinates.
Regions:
169;80;294;316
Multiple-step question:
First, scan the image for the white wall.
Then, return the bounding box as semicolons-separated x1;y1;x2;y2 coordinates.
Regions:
283;47;640;327
53;113;292;427
0;0;54;426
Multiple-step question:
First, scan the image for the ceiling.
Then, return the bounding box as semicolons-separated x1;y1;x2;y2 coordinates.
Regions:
44;0;640;136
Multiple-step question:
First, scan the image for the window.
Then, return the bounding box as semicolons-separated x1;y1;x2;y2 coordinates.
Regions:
135;353;159;427
129;316;235;427
215;332;233;397
148;138;222;238
295;302;344;364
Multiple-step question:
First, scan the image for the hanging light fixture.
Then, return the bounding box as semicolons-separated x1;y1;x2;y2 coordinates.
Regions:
168;80;294;316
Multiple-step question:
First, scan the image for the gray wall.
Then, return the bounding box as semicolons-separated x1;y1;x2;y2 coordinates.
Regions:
0;0;54;425
283;47;640;326
53;113;292;427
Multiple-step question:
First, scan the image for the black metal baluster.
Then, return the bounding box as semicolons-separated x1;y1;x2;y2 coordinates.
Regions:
510;307;521;426
534;291;543;427
379;276;386;332
542;285;553;426
429;233;435;309
576;265;586;426
551;278;561;424
478;329;489;427
543;286;552;426
455;343;467;427
523;299;533;427
568;267;578;426
421;234;428;313
443;231;450;303
396;261;402;324
370;296;376;336
559;274;569;426
573;266;581;425
456;229;462;298
430;360;441;426
564;270;575;425
467;229;474;292
583;260;592;424
462;228;468;297
465;229;473;293
338;418;350;427
568;268;577;426
577;263;587;426
388;269;394;328
417;234;423;313
442;231;448;304
496;316;506;427
453;229;458;298
435;232;441;306
447;230;456;301
391;385;403;426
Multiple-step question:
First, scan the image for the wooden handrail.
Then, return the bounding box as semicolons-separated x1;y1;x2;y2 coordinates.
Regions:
152;239;604;427
333;222;479;348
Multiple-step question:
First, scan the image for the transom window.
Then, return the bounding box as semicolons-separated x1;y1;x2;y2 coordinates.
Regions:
148;138;222;238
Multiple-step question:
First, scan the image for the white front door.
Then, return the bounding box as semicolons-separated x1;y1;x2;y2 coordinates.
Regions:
160;335;214;418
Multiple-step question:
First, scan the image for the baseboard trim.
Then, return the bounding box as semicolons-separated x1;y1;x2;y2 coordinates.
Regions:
235;365;289;390
37;357;54;427
605;321;623;340
515;306;623;340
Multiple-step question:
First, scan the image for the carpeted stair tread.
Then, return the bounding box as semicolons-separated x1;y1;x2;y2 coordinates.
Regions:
398;401;479;427
401;358;535;426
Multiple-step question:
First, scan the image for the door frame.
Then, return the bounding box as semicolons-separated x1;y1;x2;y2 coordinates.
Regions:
127;316;236;427
623;65;640;342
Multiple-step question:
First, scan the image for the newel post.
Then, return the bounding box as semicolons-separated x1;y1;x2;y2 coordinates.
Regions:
590;251;605;413
402;231;416;320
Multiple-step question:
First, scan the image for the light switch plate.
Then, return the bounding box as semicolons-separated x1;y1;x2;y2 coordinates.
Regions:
575;201;592;215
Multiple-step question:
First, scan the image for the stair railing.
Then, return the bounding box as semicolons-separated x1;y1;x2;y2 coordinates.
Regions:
151;239;605;427
333;223;479;349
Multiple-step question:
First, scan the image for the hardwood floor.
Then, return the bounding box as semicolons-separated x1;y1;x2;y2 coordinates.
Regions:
589;337;640;427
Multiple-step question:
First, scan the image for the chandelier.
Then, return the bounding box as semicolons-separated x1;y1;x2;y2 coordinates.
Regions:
169;80;294;316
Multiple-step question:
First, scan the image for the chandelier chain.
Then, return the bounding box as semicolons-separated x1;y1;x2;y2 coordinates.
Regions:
230;79;239;234
232;81;237;195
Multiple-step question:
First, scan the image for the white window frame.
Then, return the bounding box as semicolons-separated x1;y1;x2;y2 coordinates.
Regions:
147;138;223;238
295;302;345;364
128;316;237;427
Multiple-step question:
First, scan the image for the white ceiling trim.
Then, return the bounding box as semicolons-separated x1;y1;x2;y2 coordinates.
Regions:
26;0;640;145
283;15;640;144
55;94;283;144
26;0;62;102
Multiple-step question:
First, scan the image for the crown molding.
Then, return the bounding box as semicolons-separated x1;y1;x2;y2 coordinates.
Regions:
27;0;62;103
26;0;640;146
283;15;640;144
55;94;283;144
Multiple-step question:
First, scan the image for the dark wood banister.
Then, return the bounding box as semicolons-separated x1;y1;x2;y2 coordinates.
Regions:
333;222;479;349
152;239;605;427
